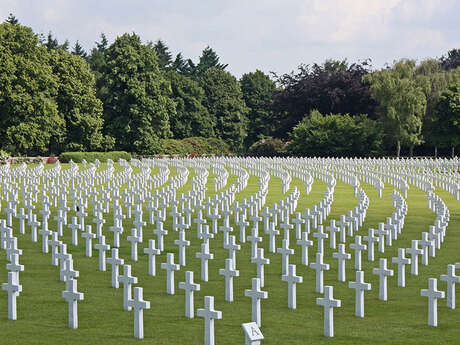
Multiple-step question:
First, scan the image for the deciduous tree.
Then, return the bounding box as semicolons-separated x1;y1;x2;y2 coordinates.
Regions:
200;67;248;151
101;33;175;153
364;59;426;157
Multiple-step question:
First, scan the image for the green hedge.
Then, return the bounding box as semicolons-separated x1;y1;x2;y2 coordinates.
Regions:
159;137;230;156
59;151;131;163
247;137;288;157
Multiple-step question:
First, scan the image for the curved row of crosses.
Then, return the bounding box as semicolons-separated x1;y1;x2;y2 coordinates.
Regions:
0;157;458;344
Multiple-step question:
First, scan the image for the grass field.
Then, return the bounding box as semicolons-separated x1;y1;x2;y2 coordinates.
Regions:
0;160;459;345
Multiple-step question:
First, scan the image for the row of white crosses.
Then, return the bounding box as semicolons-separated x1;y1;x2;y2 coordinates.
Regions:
2;157;361;340
1;156;459;342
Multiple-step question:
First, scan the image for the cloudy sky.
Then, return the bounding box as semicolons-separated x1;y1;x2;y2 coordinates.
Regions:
2;0;459;76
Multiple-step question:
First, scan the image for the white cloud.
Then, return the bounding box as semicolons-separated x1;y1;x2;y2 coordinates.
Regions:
1;0;459;76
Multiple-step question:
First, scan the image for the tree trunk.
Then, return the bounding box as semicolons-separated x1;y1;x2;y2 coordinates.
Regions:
409;145;414;157
452;146;455;158
434;146;438;158
396;140;401;158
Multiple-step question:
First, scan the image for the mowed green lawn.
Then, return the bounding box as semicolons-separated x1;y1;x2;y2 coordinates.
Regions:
0;162;459;345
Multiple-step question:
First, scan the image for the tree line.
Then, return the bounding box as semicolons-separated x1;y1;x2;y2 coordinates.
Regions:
1;14;459;158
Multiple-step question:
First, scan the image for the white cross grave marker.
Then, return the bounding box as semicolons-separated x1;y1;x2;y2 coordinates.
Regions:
197;296;222;345
373;258;394;301
421;278;445;327
219;258;239;302
127;287;150;339
62;278;84;329
348;270;371;318
282;264;303;309
245;278;268;327
2;271;22;320
119;264;138;311
316;286;341;337
392;248;411;287
440;264;459;309
179;271;200;318
161;253;180;294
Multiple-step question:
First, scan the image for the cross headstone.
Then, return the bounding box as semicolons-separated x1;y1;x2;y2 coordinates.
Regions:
2;271;22;320
196;243;213;282
48;232;61;266
219;258;239;302
363;228;378;261
349;235;367;270
440;264;459;309
313;225;328;254
316;286;341;337
292;212;305;240
297;231;313;266
119;264;138;311
143;239;160;276
419;232;434;266
326;220;340;249
174;230;190;266
372;258;394;301
336;215;348;243
81;225;96;257
376;223;388;253
251;248;270;287
68;216;80;246
179;271;200;318
29;215;40;242
406;240;423;276
94;235;111;271
421;278;445;327
60;256;79;282
310;252;330;294
392;248;411;287
161;253;180;294
38;224;52;254
332;244;351;282
267;222;279;253
109;221;123;248
127;228;141;262
6;253;24;283
247;228;262;260
282;264;303;309
197;296;222;345
62;278;84;329
16;208;27;235
107;248;124;288
277;239;294;276
127;287;151;339
244;278;268;327
348;270;371;318
153;220;168;252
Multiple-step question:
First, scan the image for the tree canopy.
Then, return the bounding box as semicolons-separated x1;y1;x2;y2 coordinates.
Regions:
432;83;460;156
1;14;460;157
201;67;248;151
168;71;214;139
101;33;175;154
240;70;277;147
272;59;377;138
288;110;382;157
364;59;426;157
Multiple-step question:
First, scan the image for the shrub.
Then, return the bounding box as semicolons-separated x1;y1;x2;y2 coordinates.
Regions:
288;110;383;157
158;137;230;156
59;151;131;163
202;137;230;155
248;137;288;157
0;150;10;164
46;155;58;164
